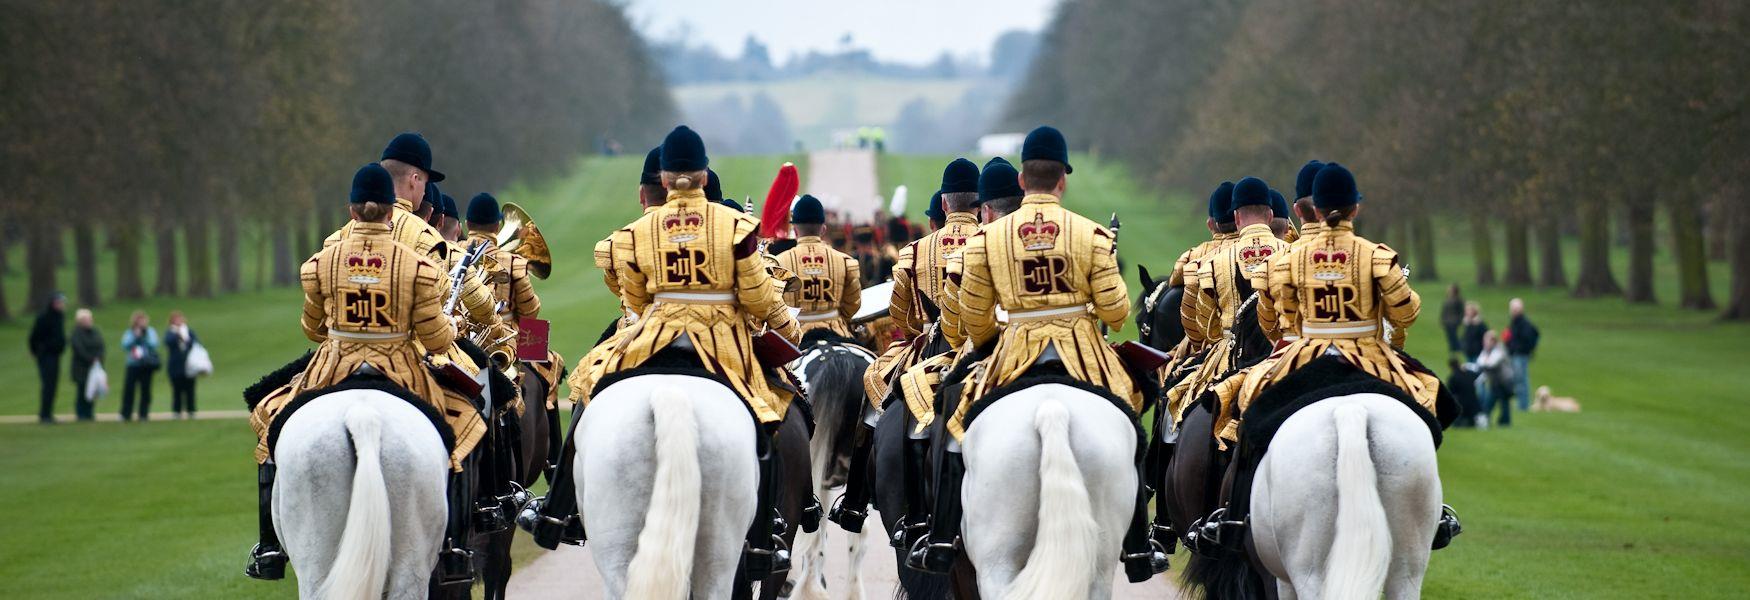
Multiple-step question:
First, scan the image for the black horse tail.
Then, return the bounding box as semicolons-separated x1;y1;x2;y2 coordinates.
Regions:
803;337;871;487
894;563;952;600
1182;550;1267;600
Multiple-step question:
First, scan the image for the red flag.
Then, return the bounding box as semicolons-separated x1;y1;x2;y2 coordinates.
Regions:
760;162;800;239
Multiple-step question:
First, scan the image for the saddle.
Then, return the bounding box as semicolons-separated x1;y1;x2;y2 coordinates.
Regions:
956;363;1147;460
264;374;457;461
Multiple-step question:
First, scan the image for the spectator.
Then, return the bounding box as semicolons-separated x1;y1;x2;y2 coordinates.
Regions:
69;309;105;422
165;310;199;419
1476;330;1513;427
28;292;68;424
1460;301;1488;362
120;310;160;422
1505;298;1541;412
1440;284;1465;355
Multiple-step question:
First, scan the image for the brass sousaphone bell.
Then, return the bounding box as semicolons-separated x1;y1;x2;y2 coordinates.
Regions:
495;202;552;279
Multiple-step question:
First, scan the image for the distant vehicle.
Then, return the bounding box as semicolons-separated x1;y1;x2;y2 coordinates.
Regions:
978;132;1026;156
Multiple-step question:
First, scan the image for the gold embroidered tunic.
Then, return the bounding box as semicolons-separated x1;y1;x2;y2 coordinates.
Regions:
1171;223;1290;430
1210;221;1438;443
864;211;982;406
325;197;450;264
570;189;801;423
948;194;1134;441
775;235;862;337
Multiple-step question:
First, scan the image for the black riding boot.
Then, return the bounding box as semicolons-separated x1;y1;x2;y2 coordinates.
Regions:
826;424;874;533
744;430;791;581
1432;504;1463;550
906;449;963;574
1150;439;1179;553
245;462;287;580
544;400;563;484
1121;458;1170;582
518;406;586;549
891;436;931;550
437;467;477;586
1187;448;1247;557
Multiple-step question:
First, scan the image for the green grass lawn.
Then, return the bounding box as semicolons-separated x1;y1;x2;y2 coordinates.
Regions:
1;152;1745;597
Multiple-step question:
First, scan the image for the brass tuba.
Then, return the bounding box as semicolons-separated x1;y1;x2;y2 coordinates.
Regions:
496;202;552;279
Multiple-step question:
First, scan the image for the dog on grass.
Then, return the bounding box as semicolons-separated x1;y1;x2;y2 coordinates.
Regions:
1534;386;1581;413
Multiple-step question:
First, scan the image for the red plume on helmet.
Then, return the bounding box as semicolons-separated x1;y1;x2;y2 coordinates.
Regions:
760;162;800;239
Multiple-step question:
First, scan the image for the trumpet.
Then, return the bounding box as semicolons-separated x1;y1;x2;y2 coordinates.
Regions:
496;202;552;279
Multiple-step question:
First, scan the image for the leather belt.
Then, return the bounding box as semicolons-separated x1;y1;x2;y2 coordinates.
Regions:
1006;304;1089;322
327;329;408;342
653;291;735;305
1301;321;1379;339
796;310;841;323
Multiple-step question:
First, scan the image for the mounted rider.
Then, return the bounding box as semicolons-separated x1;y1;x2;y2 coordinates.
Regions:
245;163;463;580
1197;162;1461;549
463;193;543;378
1290;160;1327;248
533;126;803;577
1166;177;1293;438
919;126;1166;579
774;195;862;337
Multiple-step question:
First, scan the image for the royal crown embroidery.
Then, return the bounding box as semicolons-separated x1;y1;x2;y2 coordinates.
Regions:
1017;213;1060;251
798;253;828;276
345;251;387;284
938;235;968;260
662;209;705;243
1238;242;1275;272
1312;248;1350;281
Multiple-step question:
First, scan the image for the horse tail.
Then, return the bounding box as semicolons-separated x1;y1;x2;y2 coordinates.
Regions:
320;404;393;600
1323;403;1391;599
810;348;869;485
1006;400;1100;600
625;385;702;600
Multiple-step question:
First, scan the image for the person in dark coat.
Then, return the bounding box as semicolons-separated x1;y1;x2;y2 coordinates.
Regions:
1440;284;1465;355
164;310;199;419
28;293;67;424
119;310;160;422
69;309;105;422
1460;301;1488;362
1505;298;1540;412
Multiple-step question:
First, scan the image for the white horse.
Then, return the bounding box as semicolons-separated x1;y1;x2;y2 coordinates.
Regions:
1249;393;1440;599
273;389;451;600
574;373;758;600
788;341;877;600
961;384;1138;599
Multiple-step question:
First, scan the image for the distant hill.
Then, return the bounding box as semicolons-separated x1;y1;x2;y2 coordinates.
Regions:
675;75;1009;154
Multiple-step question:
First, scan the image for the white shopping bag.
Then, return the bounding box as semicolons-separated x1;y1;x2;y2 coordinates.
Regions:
86;361;110;402
185;342;214;378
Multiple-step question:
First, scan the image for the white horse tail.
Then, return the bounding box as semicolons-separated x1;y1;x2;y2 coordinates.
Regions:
320;404;393;600
1005;400;1100;600
1323;403;1391;599
625;386;702;600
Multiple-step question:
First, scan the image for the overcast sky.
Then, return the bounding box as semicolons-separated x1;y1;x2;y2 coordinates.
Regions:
626;0;1061;66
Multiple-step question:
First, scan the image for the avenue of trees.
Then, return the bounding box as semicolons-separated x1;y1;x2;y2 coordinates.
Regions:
0;0;674;318
1008;0;1750;319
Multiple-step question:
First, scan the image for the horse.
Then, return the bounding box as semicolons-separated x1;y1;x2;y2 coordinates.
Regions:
960;380;1140;599
786;332;877;600
574;370;759;599
441;364;553;600
737;400;818;600
870;398;957;600
1134;265;1186;353
272;383;451;599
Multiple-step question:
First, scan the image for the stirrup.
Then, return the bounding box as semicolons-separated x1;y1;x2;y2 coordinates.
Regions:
1432;504;1463;550
800;495;823;533
890;517;930;550
826;494;869;533
244;544;287;581
516;497;586;549
1122;539;1171;583
1150;524;1180;555
742;536;792;580
1185;508;1246;557
906;536;960;574
436;542;475;586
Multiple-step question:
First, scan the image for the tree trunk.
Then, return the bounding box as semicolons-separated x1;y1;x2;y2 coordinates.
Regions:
1724;202;1750;320
272;217;298;286
1470;212;1496;286
111;222;145;300
1503;218;1532;286
1625;201;1655;303
0;232;11;275
25;221;60;313
1572;199;1623;298
154;218;179;296
1536;214;1567;288
74;223;101;308
218;216;242;293
1411;215;1438;281
185;216;213;298
0;264;9;320
1671;192;1714;309
301;212;319;262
